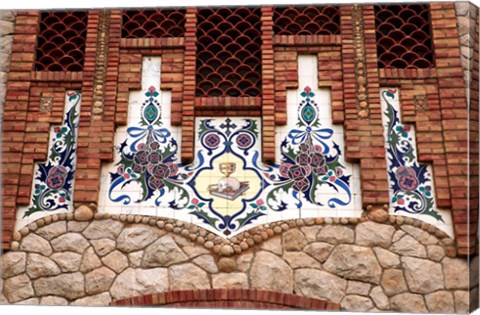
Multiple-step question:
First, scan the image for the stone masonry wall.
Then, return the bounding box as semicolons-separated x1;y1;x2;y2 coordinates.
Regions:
0;213;474;312
456;2;478;98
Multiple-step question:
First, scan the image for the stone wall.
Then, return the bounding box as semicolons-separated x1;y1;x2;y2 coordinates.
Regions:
0;11;15;121
456;1;478;97
0;213;474;312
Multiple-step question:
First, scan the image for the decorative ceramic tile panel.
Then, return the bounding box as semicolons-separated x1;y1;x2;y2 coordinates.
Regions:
100;55;361;237
99;57;182;219
380;88;454;237
16;92;81;230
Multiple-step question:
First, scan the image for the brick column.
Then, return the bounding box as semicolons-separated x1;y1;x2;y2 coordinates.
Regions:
181;8;197;165
261;7;275;163
341;5;390;209
74;10;115;205
430;3;471;255
1;11;39;249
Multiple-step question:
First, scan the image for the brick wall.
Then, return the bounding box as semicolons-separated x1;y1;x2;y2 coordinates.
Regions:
0;4;476;258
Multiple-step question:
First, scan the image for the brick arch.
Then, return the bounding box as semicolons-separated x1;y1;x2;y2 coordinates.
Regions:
110;289;340;310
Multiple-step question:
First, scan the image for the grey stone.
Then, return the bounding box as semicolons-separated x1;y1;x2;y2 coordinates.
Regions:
212;272;248;289
0;11;16;22
90;238;116;257
294;268;346;303
193;254;218;273
181;243;210;258
324;245;382;284
402;256;444;294
74;205;94;221
128;251;144;268
50;252;82;272
15;297;39;305
116;225;164;252
26;253;61;279
456;2;470;16
316;225;354;244
390;235;426;258
86;267;116;295
250;251;293;293
390;292;428;312
370;286;389;310
218;258;236;273
1;49;10;72
1;252;26;278
443;257;469;289
80;247;102;273
341;295;374;311
20;234;52;256
33;272;85;300
0;20;14;35
40;296;68;306
101;250;128;273
260;236;282;255
400;225;438;245
283;229;307;251
283;251;321;269
470;286;478;310
346;280;371;296
51;233;90;254
0;291;6;304
169;263;210;290
427;244;445;262
142;235;188;267
300;226;321;242
454;290;470;313
356;222;395;248
71;292;112;306
67;221;89;233
381;269;408;296
82;220;124;240
236;252;253;272
3;274;34;303
303;242;334;263
392;230;405;243
425;290;454;313
35;222;67;240
171;233;190;247
373;247;400;268
471;256;479;287
110;267;169;300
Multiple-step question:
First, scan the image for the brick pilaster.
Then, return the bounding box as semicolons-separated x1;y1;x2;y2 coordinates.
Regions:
341;5;389;207
1;11;39;249
261;7;275;163
430;3;471;255
74;10;109;205
180;8;197;164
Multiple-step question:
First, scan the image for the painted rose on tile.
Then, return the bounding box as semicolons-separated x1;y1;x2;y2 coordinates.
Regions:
108;86;191;208
266;86;352;210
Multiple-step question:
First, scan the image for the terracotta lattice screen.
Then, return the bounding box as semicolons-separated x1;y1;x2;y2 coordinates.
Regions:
35;11;88;71
121;9;186;38
273;5;341;35
374;4;435;68
196;7;262;97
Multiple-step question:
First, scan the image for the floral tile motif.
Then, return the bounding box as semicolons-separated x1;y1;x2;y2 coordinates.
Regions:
380;88;453;237
107;86;190;208
16;92;81;230
266;86;352;212
100;56;361;238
